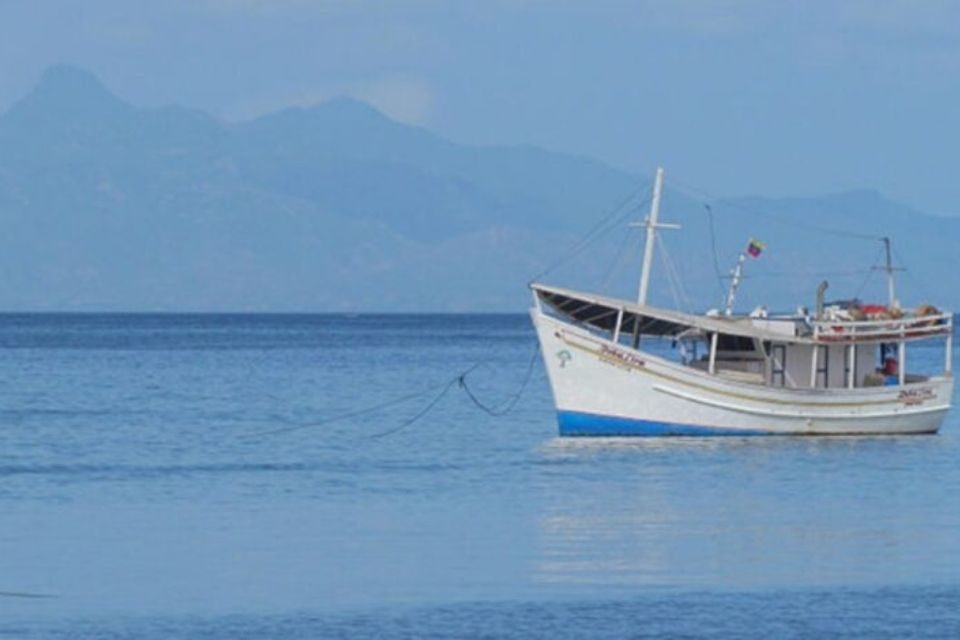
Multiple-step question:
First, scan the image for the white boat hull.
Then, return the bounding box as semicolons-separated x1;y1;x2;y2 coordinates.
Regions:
533;311;953;436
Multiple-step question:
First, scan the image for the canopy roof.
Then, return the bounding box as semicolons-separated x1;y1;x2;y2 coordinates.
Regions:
533;283;781;340
532;283;952;345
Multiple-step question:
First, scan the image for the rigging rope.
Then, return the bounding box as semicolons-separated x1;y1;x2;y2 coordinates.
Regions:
703;203;728;298
598;225;639;290
527;185;651;284
666;177;885;242
892;246;936;305
750;268;875;279
656;233;693;313
853;244;886;300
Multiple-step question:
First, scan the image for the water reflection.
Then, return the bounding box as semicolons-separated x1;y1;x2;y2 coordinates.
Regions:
534;430;960;590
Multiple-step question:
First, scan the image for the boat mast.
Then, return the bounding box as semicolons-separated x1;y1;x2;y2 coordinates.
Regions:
635;167;679;305
882;237;899;309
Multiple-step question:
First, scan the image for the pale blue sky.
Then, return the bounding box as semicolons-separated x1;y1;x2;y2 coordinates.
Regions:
2;1;959;214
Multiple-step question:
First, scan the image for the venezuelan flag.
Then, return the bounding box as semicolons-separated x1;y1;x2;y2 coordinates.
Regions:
746;238;765;258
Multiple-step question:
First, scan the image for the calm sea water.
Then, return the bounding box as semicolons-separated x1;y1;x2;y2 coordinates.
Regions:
1;314;958;638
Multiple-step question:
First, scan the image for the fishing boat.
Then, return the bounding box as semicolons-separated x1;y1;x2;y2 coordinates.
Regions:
530;168;954;436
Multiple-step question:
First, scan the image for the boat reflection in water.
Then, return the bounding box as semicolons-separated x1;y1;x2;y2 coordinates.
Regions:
532;430;959;590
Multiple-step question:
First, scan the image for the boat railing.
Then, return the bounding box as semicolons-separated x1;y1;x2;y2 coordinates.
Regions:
813;311;953;342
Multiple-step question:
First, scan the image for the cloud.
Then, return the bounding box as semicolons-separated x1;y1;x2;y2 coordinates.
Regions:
350;75;435;126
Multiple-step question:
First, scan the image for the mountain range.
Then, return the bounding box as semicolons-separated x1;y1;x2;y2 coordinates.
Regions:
0;65;956;312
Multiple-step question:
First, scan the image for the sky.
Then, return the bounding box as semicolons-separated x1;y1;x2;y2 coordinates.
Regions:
1;0;959;215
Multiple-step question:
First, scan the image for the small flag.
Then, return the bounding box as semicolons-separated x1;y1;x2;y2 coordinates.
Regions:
746;238;765;258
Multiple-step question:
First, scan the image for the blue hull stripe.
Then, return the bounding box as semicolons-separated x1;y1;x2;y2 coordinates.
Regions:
557;411;772;437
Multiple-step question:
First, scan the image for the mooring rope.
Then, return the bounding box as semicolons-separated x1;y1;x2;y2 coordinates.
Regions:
241;378;462;440
243;343;541;440
366;375;463;440
370;342;541;438
458;342;541;417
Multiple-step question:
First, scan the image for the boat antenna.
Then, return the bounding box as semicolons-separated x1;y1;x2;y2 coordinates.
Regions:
724;238;765;315
632;167;680;305
724;252;746;316
874;236;903;309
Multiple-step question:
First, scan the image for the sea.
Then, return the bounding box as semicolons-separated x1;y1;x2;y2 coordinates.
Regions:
1;313;958;638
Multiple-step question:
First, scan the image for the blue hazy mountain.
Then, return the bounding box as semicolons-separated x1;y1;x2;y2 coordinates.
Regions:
0;65;956;312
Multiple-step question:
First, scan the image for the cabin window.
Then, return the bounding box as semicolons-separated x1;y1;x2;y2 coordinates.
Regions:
879;343;898;369
771;344;786;387
717;335;755;352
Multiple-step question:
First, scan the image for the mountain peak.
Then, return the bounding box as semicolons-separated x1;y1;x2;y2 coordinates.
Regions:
6;64;127;121
253;96;394;128
38;64;107;92
316;96;386;117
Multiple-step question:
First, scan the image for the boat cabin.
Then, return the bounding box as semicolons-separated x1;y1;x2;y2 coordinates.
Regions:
533;283;953;391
